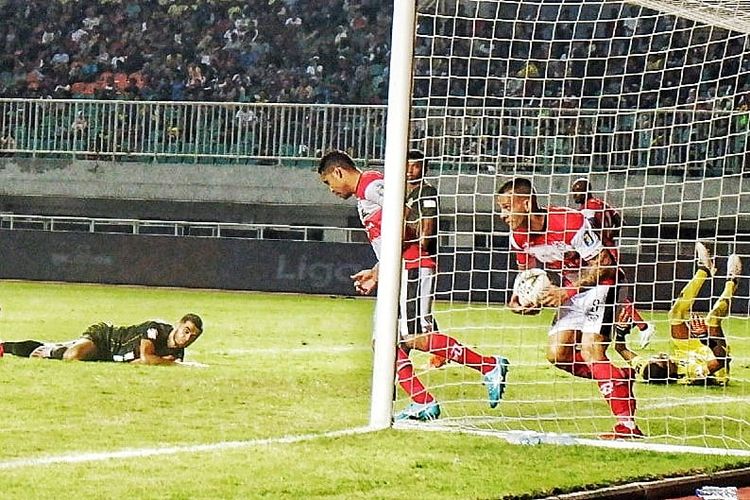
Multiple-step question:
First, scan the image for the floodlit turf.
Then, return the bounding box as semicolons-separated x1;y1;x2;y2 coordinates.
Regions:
1;280;749;499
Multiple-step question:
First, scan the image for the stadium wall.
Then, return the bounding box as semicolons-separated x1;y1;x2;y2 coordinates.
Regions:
0;229;747;314
0;229;375;295
2;158;749;231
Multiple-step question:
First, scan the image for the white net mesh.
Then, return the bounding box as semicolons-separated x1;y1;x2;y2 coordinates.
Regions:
399;0;750;453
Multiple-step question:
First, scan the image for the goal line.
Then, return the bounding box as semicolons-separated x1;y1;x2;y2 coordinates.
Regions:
395;421;750;457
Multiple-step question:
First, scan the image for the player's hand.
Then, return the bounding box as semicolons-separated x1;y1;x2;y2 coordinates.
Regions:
689;313;708;338
539;285;568;308
508;293;542;315
351;268;378;295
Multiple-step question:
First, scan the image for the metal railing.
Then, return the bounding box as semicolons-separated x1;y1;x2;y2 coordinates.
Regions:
0;98;748;174
0;99;386;163
0;213;364;243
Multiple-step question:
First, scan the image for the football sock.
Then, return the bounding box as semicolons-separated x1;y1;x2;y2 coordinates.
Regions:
669;269;707;325
706;280;736;328
572;351;593;379
396;347;433;404
623;299;649;331
424;332;495;375
2;340;44;357
591;361;636;418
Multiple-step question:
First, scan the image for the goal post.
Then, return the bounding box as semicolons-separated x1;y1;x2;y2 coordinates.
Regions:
380;0;750;454
369;0;418;430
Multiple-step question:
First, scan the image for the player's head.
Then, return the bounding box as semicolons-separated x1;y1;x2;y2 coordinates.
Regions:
318;150;359;199
170;313;204;349
642;353;678;383
570;178;590;206
496;177;539;231
406;149;427;185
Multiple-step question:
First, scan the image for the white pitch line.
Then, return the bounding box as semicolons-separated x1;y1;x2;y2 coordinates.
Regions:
395;422;750;457
645;395;747;409
207;345;367;355
0;426;374;470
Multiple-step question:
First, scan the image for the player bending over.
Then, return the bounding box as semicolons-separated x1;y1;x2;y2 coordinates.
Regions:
498;177;642;439
1;313;203;366
615;243;736;385
318;150;509;422
570;178;654;349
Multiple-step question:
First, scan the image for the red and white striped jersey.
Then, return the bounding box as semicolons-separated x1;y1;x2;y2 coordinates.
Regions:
355;171;435;270
509;206;613;286
580;196;622;249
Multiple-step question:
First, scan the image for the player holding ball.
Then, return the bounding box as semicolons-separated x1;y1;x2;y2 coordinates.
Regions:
497;177;642;439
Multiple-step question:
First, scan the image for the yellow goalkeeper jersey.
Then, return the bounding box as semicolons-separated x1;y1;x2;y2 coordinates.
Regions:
628;338;729;386
670;338;729;386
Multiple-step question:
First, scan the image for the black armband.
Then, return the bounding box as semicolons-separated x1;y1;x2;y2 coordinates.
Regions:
614;324;630;342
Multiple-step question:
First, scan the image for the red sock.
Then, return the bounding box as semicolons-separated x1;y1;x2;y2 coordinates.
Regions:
623;298;648;331
591;361;636;418
396;347;433;404
424;332;495;374
572;351;592;379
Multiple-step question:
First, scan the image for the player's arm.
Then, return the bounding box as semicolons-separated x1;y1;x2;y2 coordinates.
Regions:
508;257;542;315
133;338;178;365
541;248;616;307
613;307;637;362
417;188;439;254
351;263;379;295
418;215;436;253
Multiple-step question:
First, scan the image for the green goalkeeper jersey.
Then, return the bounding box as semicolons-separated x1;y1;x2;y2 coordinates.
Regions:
405;181;439;256
82;321;184;362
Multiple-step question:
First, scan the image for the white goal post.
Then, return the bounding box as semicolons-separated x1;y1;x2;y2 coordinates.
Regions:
375;0;750;455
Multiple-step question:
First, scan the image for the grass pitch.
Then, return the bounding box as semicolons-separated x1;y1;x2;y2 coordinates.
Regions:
1;280;749;499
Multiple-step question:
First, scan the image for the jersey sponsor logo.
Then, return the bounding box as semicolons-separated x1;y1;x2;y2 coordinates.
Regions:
598;381;614;396
582;230;596;248
422;199;437;208
112;351;136;362
147;327;158;340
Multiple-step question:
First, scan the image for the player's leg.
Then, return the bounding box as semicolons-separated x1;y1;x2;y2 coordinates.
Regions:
705;253;740;329
1;340;45;357
394;345;440;421
704;254;741;377
395;268;440;421
403;267;509;407
668;242;715;340
415;267;449;369
546;303;593;379
61;338;99;361
571;285;641;437
546;329;592;378
616;271;655;348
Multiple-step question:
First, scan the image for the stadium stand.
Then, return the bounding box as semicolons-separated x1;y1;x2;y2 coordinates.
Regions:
0;0;390;104
0;1;748;176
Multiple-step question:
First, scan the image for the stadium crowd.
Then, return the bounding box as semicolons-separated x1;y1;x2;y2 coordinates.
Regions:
1;0;748;176
1;0;748;109
0;0;390;103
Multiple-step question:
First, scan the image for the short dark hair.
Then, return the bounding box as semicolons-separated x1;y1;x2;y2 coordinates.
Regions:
498;177;536;196
407;149;425;161
318;150;356;175
642;358;672;383
571;178;590;194
181;313;203;333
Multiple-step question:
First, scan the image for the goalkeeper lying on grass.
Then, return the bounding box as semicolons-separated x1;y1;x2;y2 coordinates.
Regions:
614;243;736;386
1;313;205;366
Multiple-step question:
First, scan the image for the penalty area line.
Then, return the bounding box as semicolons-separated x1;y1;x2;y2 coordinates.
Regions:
0;426;374;470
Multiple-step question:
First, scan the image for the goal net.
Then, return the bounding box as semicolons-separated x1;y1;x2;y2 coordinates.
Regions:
390;0;750;454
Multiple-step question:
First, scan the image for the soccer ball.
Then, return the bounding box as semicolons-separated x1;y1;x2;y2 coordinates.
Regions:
512;268;550;307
